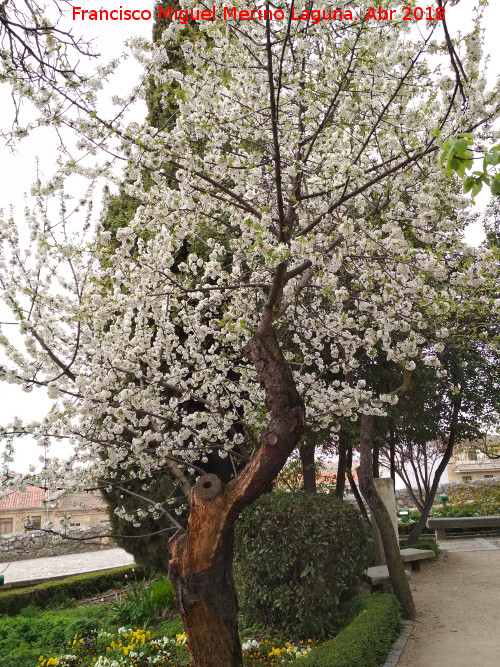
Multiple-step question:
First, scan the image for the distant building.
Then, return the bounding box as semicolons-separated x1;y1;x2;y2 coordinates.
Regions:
321;459;360;486
447;437;500;484
277;459;360;493
0;485;107;535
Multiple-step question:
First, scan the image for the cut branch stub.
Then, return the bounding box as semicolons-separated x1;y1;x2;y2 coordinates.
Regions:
193;473;222;501
267;432;278;445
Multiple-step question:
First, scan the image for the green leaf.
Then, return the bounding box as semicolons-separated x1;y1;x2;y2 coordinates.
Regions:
448;157;460;175
454;138;469;154
456;160;467;179
491;175;500;196
484;151;500;167
471;180;483;198
463;177;475;194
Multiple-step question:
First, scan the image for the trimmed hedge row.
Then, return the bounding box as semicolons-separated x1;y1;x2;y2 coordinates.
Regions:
397;523;435;537
304;594;402;667
0;564;146;616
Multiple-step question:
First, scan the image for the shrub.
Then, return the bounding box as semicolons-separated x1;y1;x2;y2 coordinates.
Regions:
234;491;373;637
397;510;434;537
430;503;478;518
0;565;147;616
431;481;500;517
108;576;175;627
303;594;401;667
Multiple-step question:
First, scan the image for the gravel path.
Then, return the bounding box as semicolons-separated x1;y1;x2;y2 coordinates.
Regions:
0;548;135;587
397;540;500;667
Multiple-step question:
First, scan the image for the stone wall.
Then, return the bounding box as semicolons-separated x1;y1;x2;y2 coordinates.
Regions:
0;524;116;563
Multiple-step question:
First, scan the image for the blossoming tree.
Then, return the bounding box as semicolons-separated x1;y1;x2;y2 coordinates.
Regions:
1;1;500;664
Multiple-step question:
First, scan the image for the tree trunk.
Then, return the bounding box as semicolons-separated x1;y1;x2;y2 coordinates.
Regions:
299;440;317;492
169;499;241;666
372;441;380;477
346;446;370;524
335;434;347;498
358;414;416;620
405;397;461;545
168;328;306;666
389;425;396;482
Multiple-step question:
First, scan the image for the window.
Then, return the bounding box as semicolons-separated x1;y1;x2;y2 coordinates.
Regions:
484;475;494;479
462;476;472;483
69;522;81;527
0;519;13;534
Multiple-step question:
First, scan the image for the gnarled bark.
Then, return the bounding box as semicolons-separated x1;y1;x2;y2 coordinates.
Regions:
168;329;306;666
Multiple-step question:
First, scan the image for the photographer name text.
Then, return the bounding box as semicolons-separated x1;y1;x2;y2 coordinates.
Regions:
72;5;445;24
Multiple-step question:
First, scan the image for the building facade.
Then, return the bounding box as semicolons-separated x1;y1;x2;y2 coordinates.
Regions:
0;486;107;535
447;437;500;484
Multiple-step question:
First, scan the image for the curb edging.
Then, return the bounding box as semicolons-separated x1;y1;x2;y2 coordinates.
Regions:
383;620;414;666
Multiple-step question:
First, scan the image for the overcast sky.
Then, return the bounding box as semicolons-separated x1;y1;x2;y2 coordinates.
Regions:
1;1;499;481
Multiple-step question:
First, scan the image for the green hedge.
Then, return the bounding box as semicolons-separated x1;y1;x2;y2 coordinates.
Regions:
397;523;434;537
0;565;147;616
304;594;401;667
235;491;373;637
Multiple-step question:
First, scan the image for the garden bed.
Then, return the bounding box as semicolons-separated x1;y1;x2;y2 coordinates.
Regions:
0;575;401;667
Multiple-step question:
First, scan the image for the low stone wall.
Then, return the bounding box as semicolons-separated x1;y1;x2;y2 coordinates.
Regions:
0;524;116;563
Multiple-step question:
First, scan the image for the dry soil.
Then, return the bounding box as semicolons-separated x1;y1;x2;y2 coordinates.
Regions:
397;545;500;667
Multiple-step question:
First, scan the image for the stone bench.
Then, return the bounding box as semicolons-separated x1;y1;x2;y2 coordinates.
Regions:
400;547;435;571
427;515;500;540
364;565;411;592
364;547;435;591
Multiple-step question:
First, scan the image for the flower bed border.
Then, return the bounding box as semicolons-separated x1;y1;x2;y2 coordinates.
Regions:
0;565;147;616
303;594;401;667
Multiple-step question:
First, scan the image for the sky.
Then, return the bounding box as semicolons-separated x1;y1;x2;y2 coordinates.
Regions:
0;0;499;483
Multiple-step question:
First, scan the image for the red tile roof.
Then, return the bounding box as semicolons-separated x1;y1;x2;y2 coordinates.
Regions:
57;492;106;512
0;486;48;510
0;487;106;512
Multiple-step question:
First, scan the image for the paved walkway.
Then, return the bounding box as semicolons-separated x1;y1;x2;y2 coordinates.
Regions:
0;548;135;588
397;537;500;666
